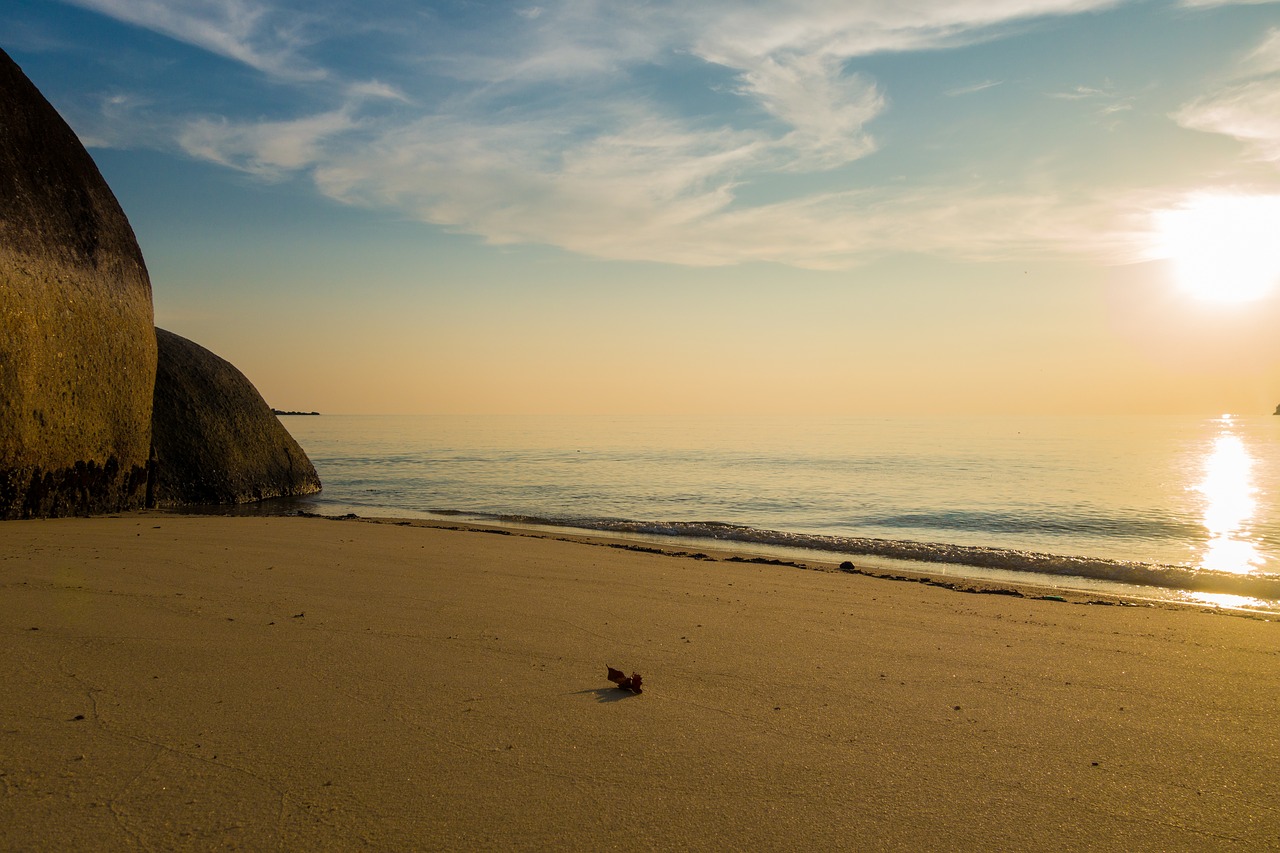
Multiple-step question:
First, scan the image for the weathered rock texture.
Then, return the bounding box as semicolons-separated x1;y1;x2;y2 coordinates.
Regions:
1;48;156;518
150;328;321;506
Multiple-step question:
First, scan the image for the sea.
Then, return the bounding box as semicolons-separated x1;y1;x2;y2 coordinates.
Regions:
276;414;1280;614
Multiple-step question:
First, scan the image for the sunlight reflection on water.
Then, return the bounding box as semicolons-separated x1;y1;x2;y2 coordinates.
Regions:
1194;420;1262;574
288;414;1280;586
1183;592;1273;612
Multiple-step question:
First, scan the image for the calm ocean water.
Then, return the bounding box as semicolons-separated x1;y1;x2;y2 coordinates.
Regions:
280;414;1280;611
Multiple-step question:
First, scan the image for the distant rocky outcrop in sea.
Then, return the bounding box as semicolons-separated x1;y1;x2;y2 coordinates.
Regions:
1274;404;1279;416
150;330;321;506
1;48;320;518
0;49;156;519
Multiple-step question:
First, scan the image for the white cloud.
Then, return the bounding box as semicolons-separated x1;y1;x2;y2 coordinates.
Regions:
1178;0;1280;7
426;1;1120;152
1242;27;1280;76
83;0;1167;269
1175;28;1280;164
684;1;1119;171
306;108;768;254
178;108;356;177
729;53;884;169
72;91;159;148
1177;81;1280;161
1045;81;1133;121
434;3;669;86
1049;85;1111;99
684;188;1154;269
195;99;1144;269
57;0;324;80
692;0;1122;61
345;80;410;103
946;80;1003;96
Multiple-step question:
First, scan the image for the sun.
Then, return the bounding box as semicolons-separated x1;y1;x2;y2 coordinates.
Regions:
1153;193;1280;303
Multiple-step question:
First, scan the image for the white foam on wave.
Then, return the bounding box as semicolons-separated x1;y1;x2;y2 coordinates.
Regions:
444;511;1280;602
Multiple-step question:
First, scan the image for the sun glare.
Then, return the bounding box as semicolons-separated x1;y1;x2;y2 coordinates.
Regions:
1154;194;1280;303
1193;431;1262;574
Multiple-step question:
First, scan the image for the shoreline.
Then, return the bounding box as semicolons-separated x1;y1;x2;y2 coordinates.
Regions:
4;513;1278;849
291;508;1280;618
276;412;1280;594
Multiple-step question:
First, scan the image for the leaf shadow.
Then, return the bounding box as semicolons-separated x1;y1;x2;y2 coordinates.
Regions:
572;687;639;703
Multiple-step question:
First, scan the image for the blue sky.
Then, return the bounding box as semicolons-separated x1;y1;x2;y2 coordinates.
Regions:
5;0;1280;414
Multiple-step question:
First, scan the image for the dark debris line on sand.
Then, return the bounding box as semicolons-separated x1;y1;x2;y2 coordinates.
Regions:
304;511;1155;610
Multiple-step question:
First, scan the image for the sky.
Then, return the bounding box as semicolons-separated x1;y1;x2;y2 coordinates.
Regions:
4;0;1280;416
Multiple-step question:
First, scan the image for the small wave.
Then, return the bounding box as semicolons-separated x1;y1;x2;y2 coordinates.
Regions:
437;510;1280;601
856;509;1202;541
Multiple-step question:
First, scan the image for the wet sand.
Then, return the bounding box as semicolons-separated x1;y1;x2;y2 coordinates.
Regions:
2;514;1277;850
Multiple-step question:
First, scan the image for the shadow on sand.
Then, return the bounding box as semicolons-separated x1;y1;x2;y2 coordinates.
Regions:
572;687;640;703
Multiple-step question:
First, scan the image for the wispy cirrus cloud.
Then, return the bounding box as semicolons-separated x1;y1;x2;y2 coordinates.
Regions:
1242;27;1280;75
1177;80;1280;160
73;91;159;148
178;108;358;178
1044;81;1134;122
730;54;885;169
946;80;1003;96
684;0;1124;67
679;187;1157;269
1177;0;1280;7
165;102;1155;269
57;0;325;81
1175;27;1280;163
68;0;1181;269
344;80;409;103
1049;85;1112;99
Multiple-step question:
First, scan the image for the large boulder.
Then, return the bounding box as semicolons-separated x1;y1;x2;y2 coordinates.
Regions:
149;328;321;506
0;49;156;518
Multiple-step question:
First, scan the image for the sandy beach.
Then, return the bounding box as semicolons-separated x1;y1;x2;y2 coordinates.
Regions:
1;514;1277;851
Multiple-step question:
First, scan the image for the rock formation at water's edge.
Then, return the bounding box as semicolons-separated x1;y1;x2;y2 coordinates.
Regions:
149;329;321;506
1;49;156;518
3;48;321;517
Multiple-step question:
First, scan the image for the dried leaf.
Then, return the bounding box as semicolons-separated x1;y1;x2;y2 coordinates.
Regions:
606;665;643;693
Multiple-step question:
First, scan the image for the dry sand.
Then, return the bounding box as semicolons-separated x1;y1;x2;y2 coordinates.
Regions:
1;514;1277;851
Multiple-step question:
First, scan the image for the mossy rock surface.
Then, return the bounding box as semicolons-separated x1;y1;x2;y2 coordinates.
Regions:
150;329;321;506
1;48;156;518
